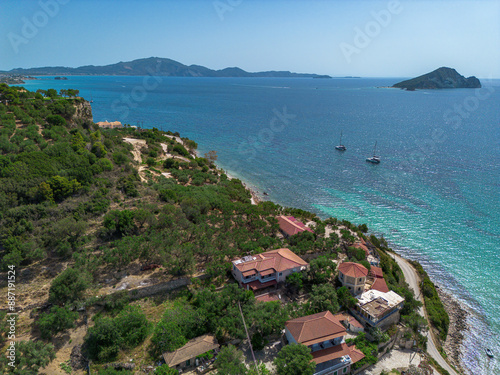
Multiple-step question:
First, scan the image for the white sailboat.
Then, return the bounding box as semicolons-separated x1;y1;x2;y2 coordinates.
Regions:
335;131;346;151
366;141;381;164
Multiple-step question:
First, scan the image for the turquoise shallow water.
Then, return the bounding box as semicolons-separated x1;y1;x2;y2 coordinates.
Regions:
23;76;500;373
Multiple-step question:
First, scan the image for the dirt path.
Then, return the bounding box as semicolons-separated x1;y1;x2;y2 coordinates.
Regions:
393;254;459;375
123;137;146;162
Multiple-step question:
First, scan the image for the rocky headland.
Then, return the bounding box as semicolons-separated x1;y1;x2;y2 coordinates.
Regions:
393;67;481;90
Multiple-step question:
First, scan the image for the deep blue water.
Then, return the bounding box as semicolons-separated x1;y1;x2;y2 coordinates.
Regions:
23;76;500;374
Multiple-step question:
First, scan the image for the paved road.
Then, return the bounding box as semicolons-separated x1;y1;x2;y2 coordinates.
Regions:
393;254;460;375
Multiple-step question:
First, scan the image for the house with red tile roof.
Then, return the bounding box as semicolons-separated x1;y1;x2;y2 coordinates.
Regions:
338;262;369;295
277;215;314;237
369;266;384;279
285;311;365;375
352;241;370;257
368;266;390;293
231;248;308;291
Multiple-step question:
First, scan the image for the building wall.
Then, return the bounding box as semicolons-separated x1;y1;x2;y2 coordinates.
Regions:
231;265;244;284
377;311;400;330
339;272;366;295
233;264;307;285
284;328;297;344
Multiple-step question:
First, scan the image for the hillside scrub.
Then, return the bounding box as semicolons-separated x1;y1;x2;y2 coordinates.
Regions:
410;260;450;341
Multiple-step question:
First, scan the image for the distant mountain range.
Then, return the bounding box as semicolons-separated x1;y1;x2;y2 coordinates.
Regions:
1;57;330;78
392;67;481;90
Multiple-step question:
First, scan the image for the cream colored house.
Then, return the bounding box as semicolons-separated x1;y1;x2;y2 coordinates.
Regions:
338;262;368;295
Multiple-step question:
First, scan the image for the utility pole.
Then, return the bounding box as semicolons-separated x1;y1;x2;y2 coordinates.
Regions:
238;302;260;375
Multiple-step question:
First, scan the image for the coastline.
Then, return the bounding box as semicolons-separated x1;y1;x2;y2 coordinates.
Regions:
438;288;470;375
213;153;471;375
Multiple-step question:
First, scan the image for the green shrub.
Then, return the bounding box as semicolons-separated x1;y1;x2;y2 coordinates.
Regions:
103;210;136;237
38;306;78;340
49;268;90;304
46;114;66;127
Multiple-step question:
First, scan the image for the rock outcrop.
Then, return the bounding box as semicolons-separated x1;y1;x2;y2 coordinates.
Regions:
393;67;481;90
72;100;93;124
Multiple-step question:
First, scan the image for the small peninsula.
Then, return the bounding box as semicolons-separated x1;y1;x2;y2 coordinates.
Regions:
393;67;481;90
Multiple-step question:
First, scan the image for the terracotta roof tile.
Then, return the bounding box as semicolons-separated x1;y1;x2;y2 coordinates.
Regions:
233;248;308;274
370;266;384;278
352;242;370;257
311;342;351;364
338;262;368;278
246;279;277;290
349;346;366;364
286;311;346;346
371;277;390;293
278;216;314;236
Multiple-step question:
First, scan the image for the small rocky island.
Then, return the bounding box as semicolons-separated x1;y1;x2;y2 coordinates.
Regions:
393;67;481;90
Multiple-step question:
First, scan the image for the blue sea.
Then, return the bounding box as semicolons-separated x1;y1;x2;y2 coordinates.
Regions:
23;76;500;374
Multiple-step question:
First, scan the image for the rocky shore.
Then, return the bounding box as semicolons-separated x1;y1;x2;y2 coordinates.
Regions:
438;288;471;374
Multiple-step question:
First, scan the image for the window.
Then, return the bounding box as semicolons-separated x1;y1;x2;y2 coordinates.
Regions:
358;287;361;291
279;272;283;276
186;359;191;366
343;367;347;373
359;278;362;282
333;371;338;375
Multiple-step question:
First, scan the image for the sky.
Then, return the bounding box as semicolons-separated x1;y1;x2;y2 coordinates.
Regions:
0;0;499;78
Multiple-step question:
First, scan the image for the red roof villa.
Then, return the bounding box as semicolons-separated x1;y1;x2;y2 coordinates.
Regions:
338;262;369;295
285;311;365;375
231;248;308;291
277;215;314;237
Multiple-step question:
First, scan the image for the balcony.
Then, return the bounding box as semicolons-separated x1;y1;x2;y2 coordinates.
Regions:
314;355;351;375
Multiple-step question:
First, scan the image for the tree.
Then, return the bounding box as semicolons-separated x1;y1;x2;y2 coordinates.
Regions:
247;363;271;375
308;283;339;314
85;316;122;362
274;344;315;375
46;88;58;98
150;302;206;355
46;114;66;127
204;150;218;164
102;210;136;237
37;305;78;340
115;305;150;348
286;271;304;292
308;256;336;284
48;268;90;304
337;286;358;310
0;340;55;374
46;175;81;201
146;157;156;167
214;345;248;375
